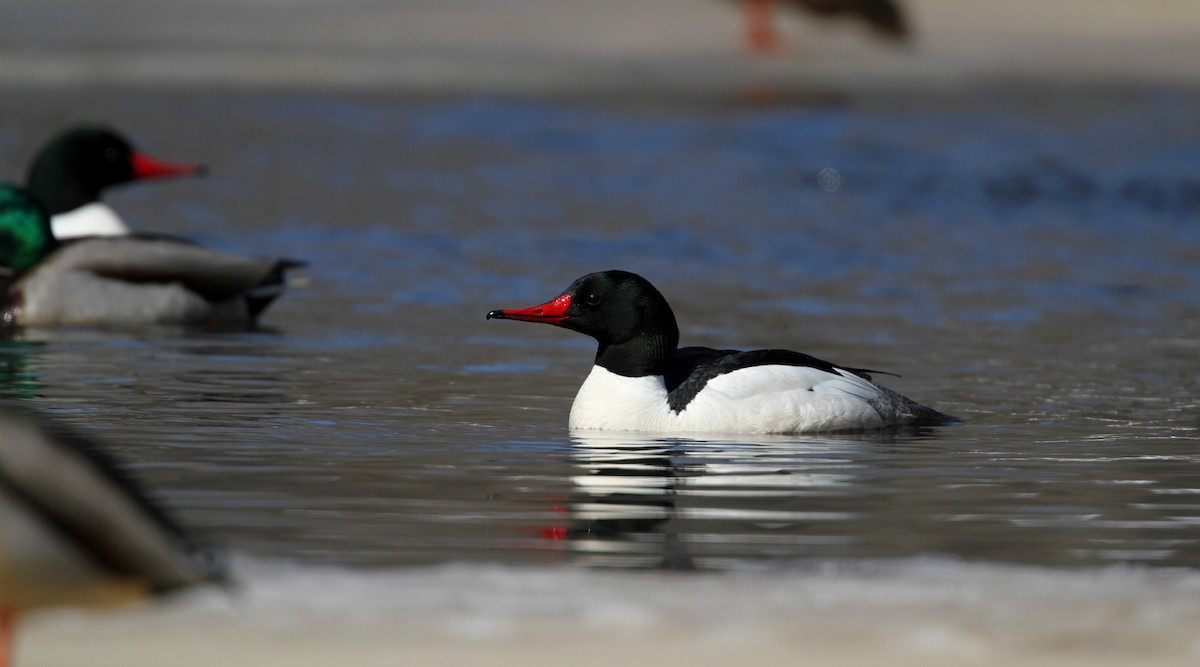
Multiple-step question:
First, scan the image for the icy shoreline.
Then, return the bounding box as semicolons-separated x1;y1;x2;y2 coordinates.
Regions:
21;557;1200;666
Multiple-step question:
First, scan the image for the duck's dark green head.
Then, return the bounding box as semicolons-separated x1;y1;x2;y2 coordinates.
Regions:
0;184;56;274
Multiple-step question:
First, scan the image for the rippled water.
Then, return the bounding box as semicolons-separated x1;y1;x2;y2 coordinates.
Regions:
2;86;1199;579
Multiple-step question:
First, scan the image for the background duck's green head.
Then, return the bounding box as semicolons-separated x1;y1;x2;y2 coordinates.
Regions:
0;184;56;274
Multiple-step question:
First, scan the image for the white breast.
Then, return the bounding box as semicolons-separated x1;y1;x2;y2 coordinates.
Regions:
50;203;131;238
569;366;674;431
568;364;886;435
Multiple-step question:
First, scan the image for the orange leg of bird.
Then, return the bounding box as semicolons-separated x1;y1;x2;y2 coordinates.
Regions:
744;0;783;55
0;610;14;667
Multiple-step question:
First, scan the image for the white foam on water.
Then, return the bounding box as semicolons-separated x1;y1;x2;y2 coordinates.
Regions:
16;557;1200;667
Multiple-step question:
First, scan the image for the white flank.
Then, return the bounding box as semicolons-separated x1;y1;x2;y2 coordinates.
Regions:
569;365;885;434
12;237;273;326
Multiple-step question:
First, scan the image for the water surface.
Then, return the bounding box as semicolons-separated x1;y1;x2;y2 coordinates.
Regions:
3;85;1199;662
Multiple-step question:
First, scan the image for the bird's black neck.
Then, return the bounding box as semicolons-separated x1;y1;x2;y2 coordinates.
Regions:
28;171;98;216
594;329;678;378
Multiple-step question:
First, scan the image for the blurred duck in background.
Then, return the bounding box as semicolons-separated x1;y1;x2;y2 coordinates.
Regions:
736;0;909;54
25;124;205;239
0;184;303;328
0;404;225;667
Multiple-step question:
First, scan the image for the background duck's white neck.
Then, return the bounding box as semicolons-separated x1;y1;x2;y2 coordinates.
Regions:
50;203;130;239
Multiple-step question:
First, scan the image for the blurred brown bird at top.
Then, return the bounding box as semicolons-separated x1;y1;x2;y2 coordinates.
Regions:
737;0;909;54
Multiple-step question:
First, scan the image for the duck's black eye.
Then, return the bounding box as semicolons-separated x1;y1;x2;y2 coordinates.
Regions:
584;292;601;306
104;147;119;162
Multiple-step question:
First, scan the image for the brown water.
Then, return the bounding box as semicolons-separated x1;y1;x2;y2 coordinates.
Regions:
3;85;1200;664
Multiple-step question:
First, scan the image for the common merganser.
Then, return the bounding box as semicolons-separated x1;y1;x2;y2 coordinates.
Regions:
0;405;225;667
487;270;955;434
0;184;302;328
738;0;908;55
25;124;205;239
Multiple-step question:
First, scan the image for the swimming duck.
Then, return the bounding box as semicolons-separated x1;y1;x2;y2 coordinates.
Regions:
488;270;955;434
0;404;225;667
738;0;908;54
26;124;205;239
0;184;302;328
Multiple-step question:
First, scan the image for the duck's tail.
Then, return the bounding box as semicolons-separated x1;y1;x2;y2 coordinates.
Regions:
245;259;306;321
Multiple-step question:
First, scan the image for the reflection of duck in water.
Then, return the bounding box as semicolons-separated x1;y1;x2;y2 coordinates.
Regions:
26;124;205;239
734;0;909;55
488;270;955;434
0;406;225;667
561;434;691;569
558;432;861;569
0;185;303;328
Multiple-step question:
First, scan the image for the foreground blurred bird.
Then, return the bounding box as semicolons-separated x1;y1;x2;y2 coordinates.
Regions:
0;405;225;667
0;185;303;328
488;270;955;434
25;124;206;239
735;0;909;54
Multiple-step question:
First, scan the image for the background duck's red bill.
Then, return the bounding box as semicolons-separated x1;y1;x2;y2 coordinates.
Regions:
130;151;207;180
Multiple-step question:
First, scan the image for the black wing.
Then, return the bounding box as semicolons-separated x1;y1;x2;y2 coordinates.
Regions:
59;235;306;303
